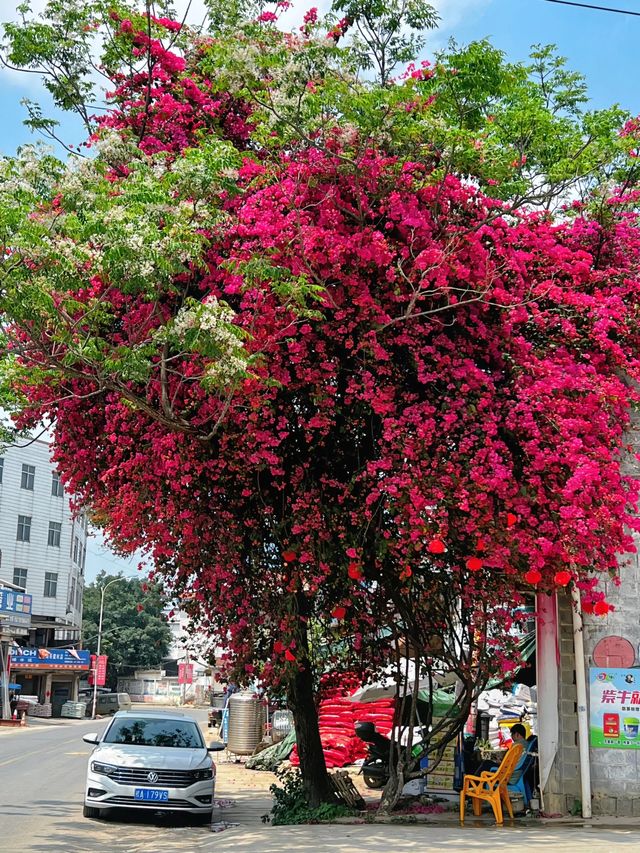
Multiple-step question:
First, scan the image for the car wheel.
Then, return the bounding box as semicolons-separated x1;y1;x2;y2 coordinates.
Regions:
83;805;102;819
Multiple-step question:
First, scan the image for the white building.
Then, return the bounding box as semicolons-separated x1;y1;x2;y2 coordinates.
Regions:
0;438;89;707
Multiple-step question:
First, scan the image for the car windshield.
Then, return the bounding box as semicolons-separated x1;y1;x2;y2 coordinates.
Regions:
103;717;204;748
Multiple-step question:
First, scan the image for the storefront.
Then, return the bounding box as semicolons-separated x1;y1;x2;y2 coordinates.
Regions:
10;647;91;716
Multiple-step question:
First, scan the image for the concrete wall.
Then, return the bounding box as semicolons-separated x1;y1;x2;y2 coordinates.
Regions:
544;593;581;815
547;553;640;817
582;553;640;817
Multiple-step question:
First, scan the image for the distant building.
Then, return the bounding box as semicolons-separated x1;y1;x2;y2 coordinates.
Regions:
0;438;89;709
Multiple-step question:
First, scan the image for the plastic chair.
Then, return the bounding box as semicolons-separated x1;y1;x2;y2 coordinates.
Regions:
459;743;524;825
507;749;535;807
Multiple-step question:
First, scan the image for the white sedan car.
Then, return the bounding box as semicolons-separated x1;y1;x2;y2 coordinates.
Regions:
82;710;224;821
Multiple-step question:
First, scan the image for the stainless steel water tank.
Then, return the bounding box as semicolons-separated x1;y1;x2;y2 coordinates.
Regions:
271;710;294;743
227;692;264;755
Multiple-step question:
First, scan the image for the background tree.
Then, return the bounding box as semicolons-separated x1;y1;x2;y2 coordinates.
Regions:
83;571;172;689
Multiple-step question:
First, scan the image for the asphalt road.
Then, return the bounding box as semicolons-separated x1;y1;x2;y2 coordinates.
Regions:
0;708;218;853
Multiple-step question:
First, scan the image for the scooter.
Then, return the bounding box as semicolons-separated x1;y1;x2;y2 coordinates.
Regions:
354;720;432;789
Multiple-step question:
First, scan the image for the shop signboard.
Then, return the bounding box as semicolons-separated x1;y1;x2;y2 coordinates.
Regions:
178;663;194;684
589;667;640;748
10;647;91;671
0;588;32;627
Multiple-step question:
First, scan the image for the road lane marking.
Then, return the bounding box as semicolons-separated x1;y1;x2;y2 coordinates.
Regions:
0;738;90;767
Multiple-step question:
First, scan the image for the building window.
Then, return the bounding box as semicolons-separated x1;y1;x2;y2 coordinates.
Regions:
75;582;82;610
0;458;4;484
16;515;31;542
21;464;35;490
48;521;62;547
51;471;64;497
73;536;79;563
13;567;27;589
44;572;58;598
69;577;76;610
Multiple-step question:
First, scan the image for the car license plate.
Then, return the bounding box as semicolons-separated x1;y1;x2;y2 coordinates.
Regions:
134;788;169;801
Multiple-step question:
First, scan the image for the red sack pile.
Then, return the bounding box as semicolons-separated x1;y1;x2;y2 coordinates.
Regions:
290;695;396;768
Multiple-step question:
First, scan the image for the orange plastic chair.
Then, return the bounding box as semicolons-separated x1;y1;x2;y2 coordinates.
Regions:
459;743;524;825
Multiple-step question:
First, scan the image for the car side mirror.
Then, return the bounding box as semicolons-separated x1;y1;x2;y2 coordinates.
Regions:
83;732;100;745
207;742;226;752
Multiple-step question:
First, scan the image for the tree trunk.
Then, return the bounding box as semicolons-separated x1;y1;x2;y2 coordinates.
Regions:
287;650;332;808
379;756;405;813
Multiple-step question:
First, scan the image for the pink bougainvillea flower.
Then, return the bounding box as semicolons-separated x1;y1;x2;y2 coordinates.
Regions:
554;570;572;587
466;557;483;572
136;603;144;612
274;640;285;654
524;568;542;585
428;539;445;554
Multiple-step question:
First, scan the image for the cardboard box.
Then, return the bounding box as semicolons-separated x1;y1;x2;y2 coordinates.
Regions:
427;773;455;790
428;759;455;775
429;745;456;761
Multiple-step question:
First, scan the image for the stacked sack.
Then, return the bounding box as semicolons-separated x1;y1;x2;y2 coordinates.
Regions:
290;694;396;768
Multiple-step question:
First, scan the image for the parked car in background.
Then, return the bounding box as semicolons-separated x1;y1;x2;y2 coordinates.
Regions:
84;692;132;716
82;710;224;821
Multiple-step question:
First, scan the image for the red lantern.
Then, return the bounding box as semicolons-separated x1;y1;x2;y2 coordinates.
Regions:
507;513;518;527
428;539;445;554
332;606;347;620
466;557;482;572
554;570;572;587
348;562;363;580
594;601;611;616
524;568;542;585
285;649;296;662
282;550;297;563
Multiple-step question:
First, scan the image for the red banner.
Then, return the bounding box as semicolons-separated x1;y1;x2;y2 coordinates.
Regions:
95;655;108;686
89;654;108;686
178;663;194;684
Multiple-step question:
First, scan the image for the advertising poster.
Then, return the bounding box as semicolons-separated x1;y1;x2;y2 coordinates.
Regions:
590;667;640;748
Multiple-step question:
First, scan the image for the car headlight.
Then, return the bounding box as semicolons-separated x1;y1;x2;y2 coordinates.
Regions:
91;761;118;776
193;767;213;781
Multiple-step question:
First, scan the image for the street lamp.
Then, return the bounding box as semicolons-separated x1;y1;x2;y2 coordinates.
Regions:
91;576;131;720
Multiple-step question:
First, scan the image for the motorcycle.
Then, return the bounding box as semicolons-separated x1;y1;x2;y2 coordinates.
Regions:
354;720;434;789
355;719;463;791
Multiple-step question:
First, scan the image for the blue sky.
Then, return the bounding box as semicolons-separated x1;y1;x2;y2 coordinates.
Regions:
2;0;639;157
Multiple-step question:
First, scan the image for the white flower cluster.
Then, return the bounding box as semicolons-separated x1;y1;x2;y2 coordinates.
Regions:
171;297;248;385
93;129;140;166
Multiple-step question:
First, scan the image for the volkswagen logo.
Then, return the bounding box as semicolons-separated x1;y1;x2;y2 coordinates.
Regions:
147;771;159;783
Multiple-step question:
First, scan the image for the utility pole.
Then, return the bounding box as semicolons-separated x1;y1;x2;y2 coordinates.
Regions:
91;576;128;720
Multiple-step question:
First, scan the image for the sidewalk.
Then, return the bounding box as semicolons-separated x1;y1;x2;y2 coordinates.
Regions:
209;762;640;852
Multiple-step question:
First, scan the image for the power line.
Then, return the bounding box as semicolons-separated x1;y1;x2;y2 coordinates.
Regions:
542;0;640;15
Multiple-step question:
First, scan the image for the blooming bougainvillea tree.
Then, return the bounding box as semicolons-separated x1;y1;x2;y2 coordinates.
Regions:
3;1;640;807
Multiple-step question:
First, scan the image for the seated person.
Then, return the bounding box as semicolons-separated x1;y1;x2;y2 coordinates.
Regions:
474;724;531;777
